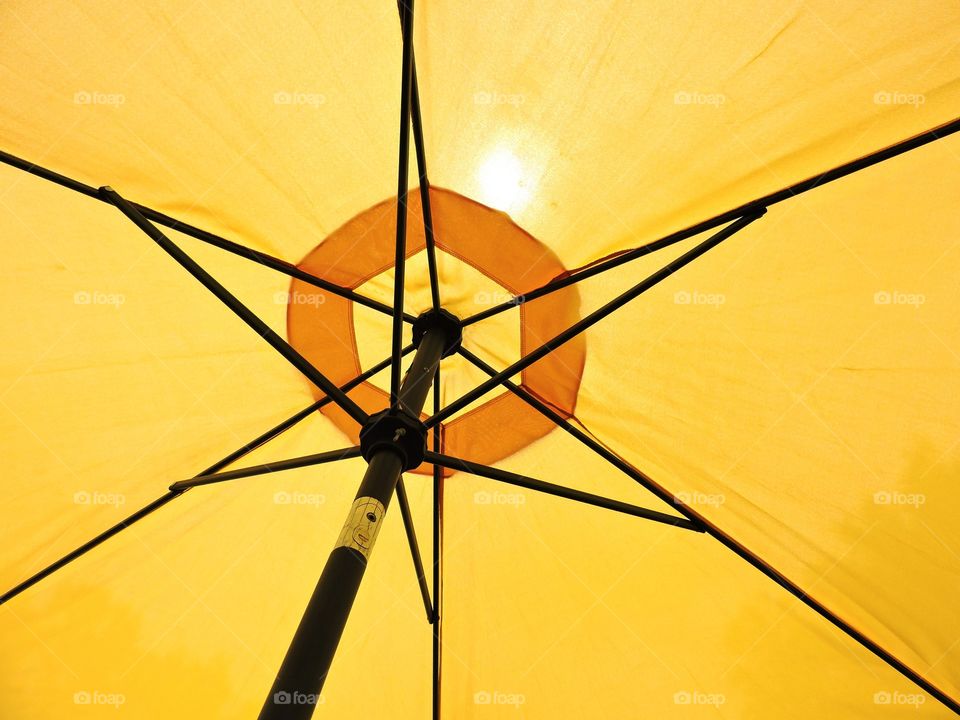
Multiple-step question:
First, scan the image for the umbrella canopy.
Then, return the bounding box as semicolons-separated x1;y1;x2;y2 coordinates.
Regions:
1;1;959;718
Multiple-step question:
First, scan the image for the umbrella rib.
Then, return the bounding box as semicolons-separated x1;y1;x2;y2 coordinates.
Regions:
0;490;181;606
169;447;362;490
391;0;417;407
457;349;960;715
461;115;960;327
0;149;411;323
101;186;369;426
430;352;443;720
396;476;435;622
393;0;441;641
0;349;406;607
3;56;954;720
457;343;677;513
431;360;443;717
395;1;442;311
427;211;764;428
411;57;442;311
426;451;702;531
5;115;956;330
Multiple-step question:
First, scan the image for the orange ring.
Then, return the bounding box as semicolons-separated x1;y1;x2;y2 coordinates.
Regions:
287;188;584;474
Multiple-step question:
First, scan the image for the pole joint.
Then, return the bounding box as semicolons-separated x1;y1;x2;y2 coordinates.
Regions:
412;308;462;358
359;409;427;471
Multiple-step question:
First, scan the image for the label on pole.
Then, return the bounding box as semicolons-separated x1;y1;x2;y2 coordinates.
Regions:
334;496;386;560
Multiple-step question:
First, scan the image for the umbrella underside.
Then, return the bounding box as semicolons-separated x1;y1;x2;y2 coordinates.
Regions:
1;1;959;718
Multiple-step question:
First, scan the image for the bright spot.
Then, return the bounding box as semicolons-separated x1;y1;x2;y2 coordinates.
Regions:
477;149;530;211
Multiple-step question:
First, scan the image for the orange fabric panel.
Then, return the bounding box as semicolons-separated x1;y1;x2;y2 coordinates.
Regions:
287;188;584;473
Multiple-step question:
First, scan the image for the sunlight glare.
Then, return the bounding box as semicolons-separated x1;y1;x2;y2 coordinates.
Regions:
477;149;530;212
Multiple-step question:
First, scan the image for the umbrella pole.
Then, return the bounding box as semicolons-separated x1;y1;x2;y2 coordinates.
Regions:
259;311;459;720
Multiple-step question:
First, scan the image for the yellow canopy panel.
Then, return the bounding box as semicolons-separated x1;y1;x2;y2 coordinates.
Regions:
1;1;958;718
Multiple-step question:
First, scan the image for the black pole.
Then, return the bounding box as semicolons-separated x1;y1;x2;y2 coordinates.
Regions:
259;321;450;719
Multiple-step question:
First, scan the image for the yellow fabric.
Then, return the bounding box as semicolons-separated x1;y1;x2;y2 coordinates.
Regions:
1;1;959;717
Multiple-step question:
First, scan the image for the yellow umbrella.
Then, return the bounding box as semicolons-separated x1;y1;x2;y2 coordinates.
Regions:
1;1;959;717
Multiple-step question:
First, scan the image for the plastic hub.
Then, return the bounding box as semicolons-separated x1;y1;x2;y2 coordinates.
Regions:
411;308;462;358
359;409;428;471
